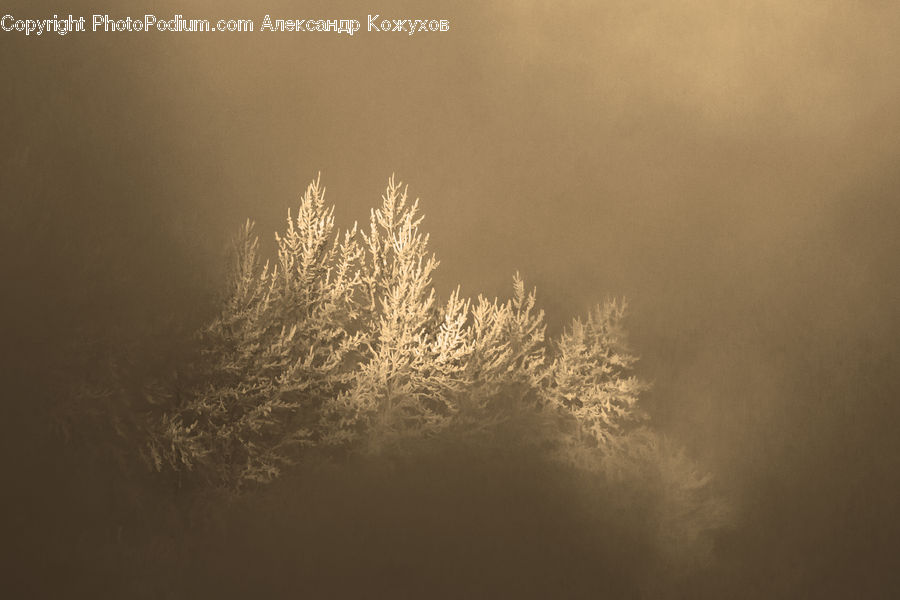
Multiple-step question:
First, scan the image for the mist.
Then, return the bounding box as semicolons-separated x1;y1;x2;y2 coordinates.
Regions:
3;1;899;597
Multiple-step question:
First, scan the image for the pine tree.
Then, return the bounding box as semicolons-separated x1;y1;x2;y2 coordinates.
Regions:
146;177;365;489
340;176;458;449
546;299;650;450
457;274;547;431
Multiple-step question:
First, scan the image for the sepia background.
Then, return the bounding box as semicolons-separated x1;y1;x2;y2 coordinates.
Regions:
3;0;899;597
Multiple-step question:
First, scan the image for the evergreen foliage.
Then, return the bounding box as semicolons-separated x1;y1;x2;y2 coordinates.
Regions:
546;300;650;450
86;175;717;521
54;174;734;580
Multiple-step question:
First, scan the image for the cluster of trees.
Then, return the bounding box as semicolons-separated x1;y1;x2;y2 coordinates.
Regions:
50;175;732;576
126;176;652;490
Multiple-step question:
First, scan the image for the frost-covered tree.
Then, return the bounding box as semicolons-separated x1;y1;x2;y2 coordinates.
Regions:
546;300;650;450
132;175;663;489
146;177;366;488
454;275;547;432
338;177;453;448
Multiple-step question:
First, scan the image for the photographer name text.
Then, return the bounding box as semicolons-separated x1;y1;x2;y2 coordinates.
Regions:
1;14;451;37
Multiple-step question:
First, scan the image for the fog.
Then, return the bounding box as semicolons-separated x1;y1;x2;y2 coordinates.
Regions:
3;1;899;597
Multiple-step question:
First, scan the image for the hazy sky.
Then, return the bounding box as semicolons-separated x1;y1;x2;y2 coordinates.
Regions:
3;1;899;590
